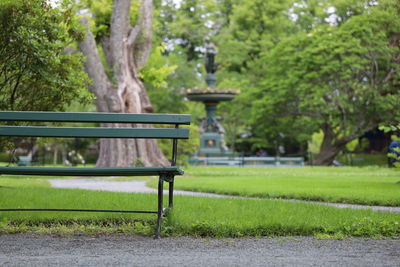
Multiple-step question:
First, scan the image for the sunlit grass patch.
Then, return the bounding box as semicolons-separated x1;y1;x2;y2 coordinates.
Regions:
167;195;400;238
147;166;400;206
0;177;50;188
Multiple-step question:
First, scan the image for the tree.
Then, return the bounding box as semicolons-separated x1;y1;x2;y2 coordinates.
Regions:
78;0;170;167
251;5;400;165
0;0;90;111
216;0;296;74
214;0;300;153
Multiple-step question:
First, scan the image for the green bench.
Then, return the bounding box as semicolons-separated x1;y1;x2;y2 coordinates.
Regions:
0;111;191;239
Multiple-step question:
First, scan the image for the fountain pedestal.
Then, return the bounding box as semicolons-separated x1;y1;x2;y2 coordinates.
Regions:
186;89;238;156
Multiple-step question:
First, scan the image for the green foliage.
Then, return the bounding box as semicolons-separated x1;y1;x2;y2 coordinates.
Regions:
84;0;140;39
183;0;399;157
140;45;177;89
217;0;296;72
291;0;381;31
345;139;359;152
380;125;400;168
308;131;323;155
249;4;400;158
0;0;92;111
388;134;400;168
158;0;224;61
141;45;185;114
145;48;202;114
211;0;310;152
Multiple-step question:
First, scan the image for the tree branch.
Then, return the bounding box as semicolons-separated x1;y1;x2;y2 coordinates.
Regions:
110;0;131;75
10;71;23;110
133;0;154;70
382;68;399;84
100;35;113;69
337;123;377;146
77;17;111;112
127;25;140;46
288;110;324;119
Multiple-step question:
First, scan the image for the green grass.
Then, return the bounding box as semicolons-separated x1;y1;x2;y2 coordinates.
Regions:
0;177;50;188
0;187;157;221
0;185;159;235
169;196;400;238
148;166;400;206
338;153;387;167
1;166;400;238
0;181;400;238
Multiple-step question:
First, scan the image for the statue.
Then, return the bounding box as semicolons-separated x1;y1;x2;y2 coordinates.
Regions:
205;38;217;73
198;116;225;134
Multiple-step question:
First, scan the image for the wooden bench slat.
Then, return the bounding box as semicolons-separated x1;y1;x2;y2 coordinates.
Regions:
0;126;189;139
0;111;191;124
0;166;184;176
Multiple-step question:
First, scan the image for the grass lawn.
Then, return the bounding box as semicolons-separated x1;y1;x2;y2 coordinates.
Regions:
0;175;400;238
147;166;400;206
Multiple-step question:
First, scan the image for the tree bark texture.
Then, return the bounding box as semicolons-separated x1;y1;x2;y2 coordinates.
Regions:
313;124;349;166
313;135;343;166
78;0;169;167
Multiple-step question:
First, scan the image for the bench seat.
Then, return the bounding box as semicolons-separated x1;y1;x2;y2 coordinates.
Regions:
0;166;183;176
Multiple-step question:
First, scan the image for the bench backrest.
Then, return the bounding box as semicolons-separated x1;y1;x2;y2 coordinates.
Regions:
0;111;191;166
0;111;191;139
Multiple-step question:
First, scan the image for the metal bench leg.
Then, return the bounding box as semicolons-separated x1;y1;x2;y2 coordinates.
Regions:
155;176;164;239
168;180;174;209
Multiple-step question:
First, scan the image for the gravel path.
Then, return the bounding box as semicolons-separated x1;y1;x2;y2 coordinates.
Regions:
0;234;399;266
50;179;400;213
50;179;228;197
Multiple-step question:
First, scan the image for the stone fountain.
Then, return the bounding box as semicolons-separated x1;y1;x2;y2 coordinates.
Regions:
186;39;239;156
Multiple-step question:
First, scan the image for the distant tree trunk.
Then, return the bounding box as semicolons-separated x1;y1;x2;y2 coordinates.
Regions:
314;142;343;166
313;123;372;166
314;124;340;165
78;0;168;167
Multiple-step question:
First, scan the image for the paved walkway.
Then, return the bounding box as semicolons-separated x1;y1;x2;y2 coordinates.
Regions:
1;234;399;266
50;179;400;213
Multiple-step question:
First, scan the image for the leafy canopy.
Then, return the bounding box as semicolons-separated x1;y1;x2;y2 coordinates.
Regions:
0;0;91;111
251;3;400;146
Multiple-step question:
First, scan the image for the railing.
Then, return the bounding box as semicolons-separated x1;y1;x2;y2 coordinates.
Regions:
189;156;304;167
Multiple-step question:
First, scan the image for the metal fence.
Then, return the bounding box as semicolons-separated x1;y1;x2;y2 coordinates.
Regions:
188;156;304;167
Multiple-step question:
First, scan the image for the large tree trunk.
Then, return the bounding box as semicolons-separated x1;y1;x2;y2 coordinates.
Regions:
78;0;169;167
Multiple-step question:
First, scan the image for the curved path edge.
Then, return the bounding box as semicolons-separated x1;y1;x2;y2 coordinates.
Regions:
49;179;400;213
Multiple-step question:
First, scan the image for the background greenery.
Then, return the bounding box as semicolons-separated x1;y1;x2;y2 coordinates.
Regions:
1;0;399;165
